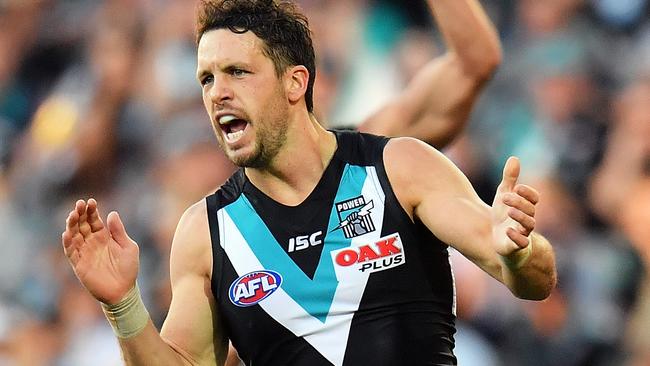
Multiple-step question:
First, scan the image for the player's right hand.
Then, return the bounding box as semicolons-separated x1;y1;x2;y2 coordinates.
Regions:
62;199;140;305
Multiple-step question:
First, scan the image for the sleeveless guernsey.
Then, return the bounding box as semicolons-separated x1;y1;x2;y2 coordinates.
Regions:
206;131;457;365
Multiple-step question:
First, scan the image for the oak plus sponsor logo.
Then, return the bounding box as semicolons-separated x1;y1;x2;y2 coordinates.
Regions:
331;233;405;280
332;195;376;238
229;270;282;307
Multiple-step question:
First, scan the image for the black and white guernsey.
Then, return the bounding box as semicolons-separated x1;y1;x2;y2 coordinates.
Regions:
206;130;457;365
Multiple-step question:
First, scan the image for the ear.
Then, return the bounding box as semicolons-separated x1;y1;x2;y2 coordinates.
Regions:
285;65;309;106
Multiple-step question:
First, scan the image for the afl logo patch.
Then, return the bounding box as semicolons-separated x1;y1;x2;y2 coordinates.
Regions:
229;270;282;307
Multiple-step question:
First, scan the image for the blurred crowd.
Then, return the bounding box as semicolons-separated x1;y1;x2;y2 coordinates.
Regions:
0;0;649;365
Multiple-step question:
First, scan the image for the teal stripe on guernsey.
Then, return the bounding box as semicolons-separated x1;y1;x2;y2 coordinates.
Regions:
224;164;368;323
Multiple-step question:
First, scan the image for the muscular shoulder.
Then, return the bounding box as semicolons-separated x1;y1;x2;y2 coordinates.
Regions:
384;137;445;167
383;137;473;217
169;200;212;282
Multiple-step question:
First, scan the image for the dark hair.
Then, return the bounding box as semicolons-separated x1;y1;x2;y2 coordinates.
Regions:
196;0;316;112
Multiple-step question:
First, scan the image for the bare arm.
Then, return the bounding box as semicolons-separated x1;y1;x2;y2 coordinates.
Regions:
122;201;227;365
359;0;502;149
164;201;229;364
384;138;556;300
62;199;226;365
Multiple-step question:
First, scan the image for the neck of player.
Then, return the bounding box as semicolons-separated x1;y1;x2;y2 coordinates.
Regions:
245;112;337;206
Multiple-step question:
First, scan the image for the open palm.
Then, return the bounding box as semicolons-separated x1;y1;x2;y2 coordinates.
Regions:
62;199;139;305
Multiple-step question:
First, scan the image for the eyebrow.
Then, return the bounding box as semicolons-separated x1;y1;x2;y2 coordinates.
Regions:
196;68;210;81
196;59;257;83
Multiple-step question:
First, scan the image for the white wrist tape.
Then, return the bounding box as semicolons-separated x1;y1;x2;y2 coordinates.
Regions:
101;284;150;339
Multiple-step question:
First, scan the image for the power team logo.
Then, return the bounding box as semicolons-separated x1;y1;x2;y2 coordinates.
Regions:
332;195;376;238
229;270;283;307
331;233;405;280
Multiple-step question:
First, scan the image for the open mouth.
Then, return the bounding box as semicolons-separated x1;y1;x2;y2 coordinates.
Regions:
218;115;249;143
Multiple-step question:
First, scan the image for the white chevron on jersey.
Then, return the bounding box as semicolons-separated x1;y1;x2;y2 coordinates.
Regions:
218;166;386;366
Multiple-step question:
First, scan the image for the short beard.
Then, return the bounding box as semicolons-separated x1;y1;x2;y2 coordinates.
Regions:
233;122;287;169
236;120;288;168
219;83;289;168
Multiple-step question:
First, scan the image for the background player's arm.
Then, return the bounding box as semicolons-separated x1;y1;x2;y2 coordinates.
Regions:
62;200;226;365
359;0;502;148
384;138;556;300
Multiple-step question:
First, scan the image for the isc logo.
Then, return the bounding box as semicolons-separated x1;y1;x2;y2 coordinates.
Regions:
229;270;282;307
288;231;323;253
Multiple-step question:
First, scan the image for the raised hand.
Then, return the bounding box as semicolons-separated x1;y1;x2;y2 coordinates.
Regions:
491;157;540;258
62;199;140;305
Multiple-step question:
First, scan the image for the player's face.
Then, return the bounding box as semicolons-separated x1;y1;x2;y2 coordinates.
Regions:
197;29;290;168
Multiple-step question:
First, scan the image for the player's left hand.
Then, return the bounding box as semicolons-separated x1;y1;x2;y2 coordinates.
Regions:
490;156;540;257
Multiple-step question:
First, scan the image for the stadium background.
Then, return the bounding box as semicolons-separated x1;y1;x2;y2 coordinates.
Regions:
0;0;649;365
